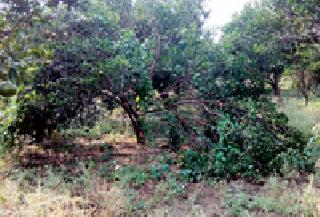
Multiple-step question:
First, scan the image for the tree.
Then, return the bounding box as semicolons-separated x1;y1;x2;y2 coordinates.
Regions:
6;0;314;179
268;0;320;104
12;0;209;145
0;0;52;149
220;2;289;99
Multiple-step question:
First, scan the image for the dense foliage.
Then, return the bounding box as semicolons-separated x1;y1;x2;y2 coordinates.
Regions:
0;0;319;178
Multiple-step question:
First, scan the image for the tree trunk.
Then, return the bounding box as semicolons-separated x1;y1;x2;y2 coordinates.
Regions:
270;71;282;104
130;116;146;145
272;71;281;97
122;103;146;145
304;92;309;106
298;70;309;106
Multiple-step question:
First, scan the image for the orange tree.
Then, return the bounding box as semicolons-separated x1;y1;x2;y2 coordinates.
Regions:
9;0;316;179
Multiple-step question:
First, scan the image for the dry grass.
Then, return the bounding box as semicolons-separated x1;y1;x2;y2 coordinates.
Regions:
223;173;320;217
0;171;131;217
0;179;95;216
1;159;320;217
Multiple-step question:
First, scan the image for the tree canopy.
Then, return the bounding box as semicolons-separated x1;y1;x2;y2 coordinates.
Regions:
0;0;319;178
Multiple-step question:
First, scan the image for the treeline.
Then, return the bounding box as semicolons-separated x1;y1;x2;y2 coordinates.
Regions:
221;0;320;104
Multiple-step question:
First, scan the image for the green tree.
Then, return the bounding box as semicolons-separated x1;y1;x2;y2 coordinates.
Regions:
268;0;320;104
6;0;314;178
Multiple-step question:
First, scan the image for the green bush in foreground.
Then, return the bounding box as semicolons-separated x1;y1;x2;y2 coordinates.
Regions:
178;99;315;180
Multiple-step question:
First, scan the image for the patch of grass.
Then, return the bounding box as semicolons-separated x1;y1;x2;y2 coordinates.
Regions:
62;120;130;139
224;175;320;216
112;164;152;188
62;108;134;139
277;97;320;136
0;160;137;216
2;151;320;217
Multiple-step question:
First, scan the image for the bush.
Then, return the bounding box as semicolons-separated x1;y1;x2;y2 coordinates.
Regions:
178;98;313;180
0;97;18;153
112;165;151;188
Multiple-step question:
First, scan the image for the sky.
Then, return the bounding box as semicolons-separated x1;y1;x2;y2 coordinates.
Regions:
204;0;251;41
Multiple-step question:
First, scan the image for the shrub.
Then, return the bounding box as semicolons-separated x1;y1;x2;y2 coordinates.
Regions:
178;98;313;180
112;165;151;188
0;96;18;153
